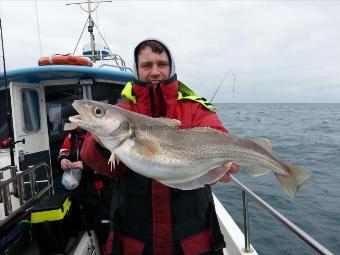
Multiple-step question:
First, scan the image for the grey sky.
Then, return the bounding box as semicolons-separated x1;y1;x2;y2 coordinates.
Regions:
0;0;339;103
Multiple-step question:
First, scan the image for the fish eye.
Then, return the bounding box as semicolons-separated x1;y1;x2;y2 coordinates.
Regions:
94;107;105;118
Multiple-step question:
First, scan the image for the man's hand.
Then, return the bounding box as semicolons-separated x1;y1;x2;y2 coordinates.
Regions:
61;158;72;171
72;161;84;170
219;163;239;183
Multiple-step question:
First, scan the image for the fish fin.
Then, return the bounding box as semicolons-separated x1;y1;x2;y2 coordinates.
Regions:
108;153;116;171
156;117;181;127
160;164;229;190
250;138;272;153
134;137;161;157
274;161;310;198
242;166;272;177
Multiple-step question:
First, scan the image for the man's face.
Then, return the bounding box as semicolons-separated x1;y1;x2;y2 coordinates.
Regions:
137;46;170;85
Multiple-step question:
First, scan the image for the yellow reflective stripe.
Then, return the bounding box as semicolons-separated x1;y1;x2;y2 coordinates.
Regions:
177;82;215;110
178;94;215;110
31;197;71;223
178;90;184;100
178;81;197;97
121;82;136;104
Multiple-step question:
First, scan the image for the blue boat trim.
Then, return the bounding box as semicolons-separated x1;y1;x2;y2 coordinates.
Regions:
0;65;134;88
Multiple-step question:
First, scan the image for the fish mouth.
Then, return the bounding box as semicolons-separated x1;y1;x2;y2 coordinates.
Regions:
69;100;85;126
69;114;82;124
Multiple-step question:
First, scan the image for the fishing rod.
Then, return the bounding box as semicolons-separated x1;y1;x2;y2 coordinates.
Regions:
209;69;236;103
0;18;15;166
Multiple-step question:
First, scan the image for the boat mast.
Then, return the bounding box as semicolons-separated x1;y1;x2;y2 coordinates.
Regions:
87;0;96;62
67;0;111;62
67;0;131;71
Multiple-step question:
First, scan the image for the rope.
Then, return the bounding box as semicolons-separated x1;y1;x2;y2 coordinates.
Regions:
93;22;123;68
72;17;89;55
95;4;102;60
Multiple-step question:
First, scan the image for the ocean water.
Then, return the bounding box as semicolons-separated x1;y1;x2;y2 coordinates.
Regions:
212;103;340;255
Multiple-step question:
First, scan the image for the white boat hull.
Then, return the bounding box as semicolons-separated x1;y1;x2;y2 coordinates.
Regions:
213;194;258;255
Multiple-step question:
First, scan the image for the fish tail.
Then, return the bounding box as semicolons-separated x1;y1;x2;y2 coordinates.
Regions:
274;161;310;198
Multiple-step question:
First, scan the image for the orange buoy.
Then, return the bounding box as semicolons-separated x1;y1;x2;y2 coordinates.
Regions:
38;54;93;67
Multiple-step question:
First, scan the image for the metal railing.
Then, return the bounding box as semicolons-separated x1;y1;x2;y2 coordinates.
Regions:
98;63;133;72
0;162;54;228
230;175;334;255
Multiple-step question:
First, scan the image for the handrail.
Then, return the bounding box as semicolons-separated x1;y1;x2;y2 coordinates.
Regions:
0;165;19;203
230;175;334;255
0;162;54;228
98;63;133;72
0;165;11;172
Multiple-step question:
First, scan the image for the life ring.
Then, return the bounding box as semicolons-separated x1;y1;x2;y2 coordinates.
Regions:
38;54;93;67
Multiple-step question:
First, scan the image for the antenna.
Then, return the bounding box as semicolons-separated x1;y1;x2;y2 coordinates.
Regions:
67;0;130;71
66;0;112;62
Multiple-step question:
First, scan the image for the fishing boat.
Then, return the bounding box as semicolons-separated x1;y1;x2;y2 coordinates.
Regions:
0;1;333;255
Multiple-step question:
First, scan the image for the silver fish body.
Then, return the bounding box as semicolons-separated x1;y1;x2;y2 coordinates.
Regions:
70;100;310;197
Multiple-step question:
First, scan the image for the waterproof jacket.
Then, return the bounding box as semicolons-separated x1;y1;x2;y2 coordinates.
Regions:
81;77;228;255
58;130;87;165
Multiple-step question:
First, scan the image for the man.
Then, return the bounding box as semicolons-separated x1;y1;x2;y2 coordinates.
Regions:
58;106;86;174
58;105;112;247
81;39;239;255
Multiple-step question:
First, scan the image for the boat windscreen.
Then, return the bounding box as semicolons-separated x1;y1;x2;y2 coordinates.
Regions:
91;82;124;104
45;84;83;173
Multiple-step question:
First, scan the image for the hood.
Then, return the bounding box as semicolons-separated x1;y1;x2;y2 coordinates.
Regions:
133;38;176;80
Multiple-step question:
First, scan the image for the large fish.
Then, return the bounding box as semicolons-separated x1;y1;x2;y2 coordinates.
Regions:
69;100;310;197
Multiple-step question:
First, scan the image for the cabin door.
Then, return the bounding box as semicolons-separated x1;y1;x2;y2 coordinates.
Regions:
10;82;51;172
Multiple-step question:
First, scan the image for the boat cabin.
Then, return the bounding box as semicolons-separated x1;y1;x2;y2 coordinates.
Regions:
0;65;133;174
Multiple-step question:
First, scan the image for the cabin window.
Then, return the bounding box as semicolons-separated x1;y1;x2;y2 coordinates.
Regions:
44;85;83;170
45;85;82;140
91;82;125;105
21;89;41;132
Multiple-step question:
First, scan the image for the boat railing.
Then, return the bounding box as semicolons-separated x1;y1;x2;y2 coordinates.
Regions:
230;175;334;255
98;63;133;72
0;162;54;228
